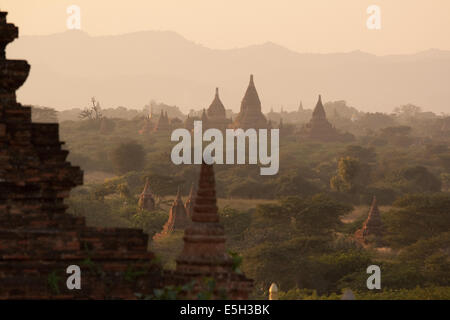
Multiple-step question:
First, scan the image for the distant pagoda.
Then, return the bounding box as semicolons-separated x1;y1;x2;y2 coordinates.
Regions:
204;88;231;131
139;114;154;135
138;178;156;211
153;110;170;132
154;187;190;238
232;75;268;129
300;95;353;142
355;196;384;246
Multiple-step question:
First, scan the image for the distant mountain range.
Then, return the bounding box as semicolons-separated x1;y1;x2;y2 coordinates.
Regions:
7;30;450;114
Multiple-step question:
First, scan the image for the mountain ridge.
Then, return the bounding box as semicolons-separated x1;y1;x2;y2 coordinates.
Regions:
8;30;450;113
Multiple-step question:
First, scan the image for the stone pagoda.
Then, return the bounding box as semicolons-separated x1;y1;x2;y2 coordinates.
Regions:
204;88;231;131
173;163;253;299
0;10;253;300
138;178;156;211
153;110;170;132
139;114;154;135
154;187;190;238
232;75;268;129
300;95;353;142
0;11;164;299
355;196;384;246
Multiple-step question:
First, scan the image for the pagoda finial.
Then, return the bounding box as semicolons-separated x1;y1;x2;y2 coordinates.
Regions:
215;87;219;97
249;74;254;85
176;162;231;275
312;94;326;119
201;108;208;122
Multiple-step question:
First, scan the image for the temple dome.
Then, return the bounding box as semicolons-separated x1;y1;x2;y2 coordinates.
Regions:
207;87;226;119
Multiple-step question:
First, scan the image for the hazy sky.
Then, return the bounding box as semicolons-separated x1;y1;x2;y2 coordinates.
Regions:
2;0;449;55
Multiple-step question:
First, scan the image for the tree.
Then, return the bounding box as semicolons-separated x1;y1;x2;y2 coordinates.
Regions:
281;194;351;236
110;140;146;174
330;157;368;193
79;97;103;120
393;104;422;117
384;194;450;247
341;145;376;164
388;166;442;194
358;112;396;131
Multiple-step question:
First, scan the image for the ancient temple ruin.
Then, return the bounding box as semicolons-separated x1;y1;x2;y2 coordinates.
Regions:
138;178;156;211
0;11;252;299
154;187;190;238
355;196;384;246
203;88;231;131
232;75;269;129
153;110;170;132
173;163;253;299
301;95;338;140
139;115;154;135
0;11;164;298
300;95;353;142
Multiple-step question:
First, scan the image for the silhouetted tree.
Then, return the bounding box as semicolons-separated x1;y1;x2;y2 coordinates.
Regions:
79;97;103;120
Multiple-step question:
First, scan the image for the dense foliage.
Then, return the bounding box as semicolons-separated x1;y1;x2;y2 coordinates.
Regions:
60;107;450;299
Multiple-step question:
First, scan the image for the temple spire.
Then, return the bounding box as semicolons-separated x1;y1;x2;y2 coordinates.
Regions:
354;195;384;246
366;196;381;226
201;108;208;122
207;87;226;121
233;74;267;129
154;185;189;238
138;178;156;211
176;163;232;274
312;94;326;119
175;163;253;298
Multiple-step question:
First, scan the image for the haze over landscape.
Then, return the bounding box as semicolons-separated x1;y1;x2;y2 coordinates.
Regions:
2;0;450;113
7;31;450;113
1;2;450;302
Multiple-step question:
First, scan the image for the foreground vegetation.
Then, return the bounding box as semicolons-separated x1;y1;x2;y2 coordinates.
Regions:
61;105;450;299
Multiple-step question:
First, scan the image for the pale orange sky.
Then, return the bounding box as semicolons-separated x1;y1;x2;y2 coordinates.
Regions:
2;0;450;54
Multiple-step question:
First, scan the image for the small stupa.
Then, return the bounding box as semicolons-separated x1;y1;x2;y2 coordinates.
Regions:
355;196;384;246
154;186;190;238
138;178;156;211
